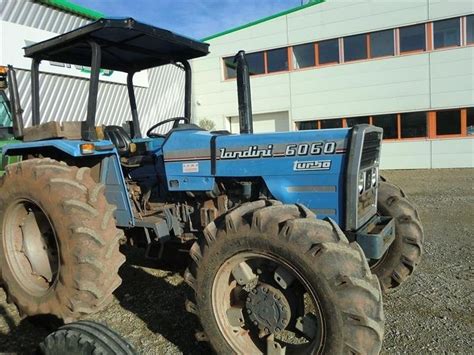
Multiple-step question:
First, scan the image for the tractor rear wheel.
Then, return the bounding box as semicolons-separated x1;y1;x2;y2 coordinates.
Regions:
370;180;423;292
185;200;384;354
38;320;137;355
0;158;125;322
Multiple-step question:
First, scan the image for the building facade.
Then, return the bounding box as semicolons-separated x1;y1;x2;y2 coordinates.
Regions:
0;0;186;135
192;0;474;169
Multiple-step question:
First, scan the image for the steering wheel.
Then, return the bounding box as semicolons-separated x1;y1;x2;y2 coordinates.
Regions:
146;117;189;138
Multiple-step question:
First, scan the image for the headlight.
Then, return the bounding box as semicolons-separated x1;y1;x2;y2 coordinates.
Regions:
358;172;365;194
371;167;378;187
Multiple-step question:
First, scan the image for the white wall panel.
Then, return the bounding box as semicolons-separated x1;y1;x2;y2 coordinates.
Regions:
288;0;427;44
431;138;474;168
380;141;432;169
429;0;474;21
430;47;474;109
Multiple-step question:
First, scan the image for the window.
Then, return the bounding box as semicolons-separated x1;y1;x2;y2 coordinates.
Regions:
467;15;474;44
298;121;317;130
223;56;237;79
373;114;398;139
370;30;395;58
293;43;315;69
401;112;427;138
399;24;426;53
318;39;339;65
346;117;370;127
467;108;474;135
344;34;367;62
320;119;342;129
267;48;288;73
436;109;461;135
246;52;265;75
0;93;12;128
433;18;460;49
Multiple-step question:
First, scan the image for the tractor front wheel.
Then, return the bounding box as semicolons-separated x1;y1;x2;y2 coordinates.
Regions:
370;180;423;292
0;158;125;322
185;200;384;354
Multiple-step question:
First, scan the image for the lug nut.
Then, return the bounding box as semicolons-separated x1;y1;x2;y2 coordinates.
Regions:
247;309;252;314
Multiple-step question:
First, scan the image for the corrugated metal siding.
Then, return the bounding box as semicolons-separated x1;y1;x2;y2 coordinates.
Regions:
15;66;185;135
2;0;186;135
1;0;90;33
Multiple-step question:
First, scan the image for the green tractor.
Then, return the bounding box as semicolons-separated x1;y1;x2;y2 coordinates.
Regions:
0;66;21;174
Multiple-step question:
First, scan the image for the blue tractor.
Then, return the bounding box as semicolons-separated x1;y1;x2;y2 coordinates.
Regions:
0;19;423;354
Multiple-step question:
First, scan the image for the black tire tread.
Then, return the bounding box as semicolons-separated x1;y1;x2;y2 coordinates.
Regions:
0;158;125;322
38;320;136;355
186;200;384;354
372;181;423;292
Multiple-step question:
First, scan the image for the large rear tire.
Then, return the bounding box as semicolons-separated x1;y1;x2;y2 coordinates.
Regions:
0;158;125;322
185;200;384;354
370;180;423;292
38;320;137;355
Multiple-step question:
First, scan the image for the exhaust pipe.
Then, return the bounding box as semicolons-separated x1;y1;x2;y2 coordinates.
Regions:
6;65;24;139
234;50;253;134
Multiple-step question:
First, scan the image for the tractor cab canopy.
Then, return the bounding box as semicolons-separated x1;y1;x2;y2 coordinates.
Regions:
24;18;209;141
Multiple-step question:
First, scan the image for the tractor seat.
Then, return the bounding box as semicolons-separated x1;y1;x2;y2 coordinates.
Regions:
103;125;153;167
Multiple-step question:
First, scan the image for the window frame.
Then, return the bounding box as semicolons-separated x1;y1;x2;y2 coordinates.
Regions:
399;112;428;139
343;33;369;62
317;38;340;66
465;15;474;45
432;17;462;50
368;29;396;59
432;109;463;138
291;43;316;70
399;23;427;54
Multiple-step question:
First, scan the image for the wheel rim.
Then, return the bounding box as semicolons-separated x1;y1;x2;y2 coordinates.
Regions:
212;252;325;354
3;199;59;296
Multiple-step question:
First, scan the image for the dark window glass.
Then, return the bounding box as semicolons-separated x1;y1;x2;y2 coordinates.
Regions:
223;56;236;79
401;112;427;138
373;114;398;139
467;15;474;44
0;92;12;128
320;119;342;129
246;52;265;75
436;109;461;135
293;43;315;69
299;121;317;130
318;39;339;65
344;34;367;62
399;24;426;52
346;116;370;127
434;18;460;49
370;30;394;58
467;108;474;135
267;48;288;73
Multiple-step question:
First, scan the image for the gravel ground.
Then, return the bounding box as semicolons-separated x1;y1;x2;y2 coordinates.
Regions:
0;168;472;354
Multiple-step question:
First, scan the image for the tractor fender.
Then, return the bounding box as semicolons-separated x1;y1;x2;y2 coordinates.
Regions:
2;139;134;228
2;139;116;157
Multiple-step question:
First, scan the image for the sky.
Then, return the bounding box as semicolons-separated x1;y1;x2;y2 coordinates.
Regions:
72;0;307;39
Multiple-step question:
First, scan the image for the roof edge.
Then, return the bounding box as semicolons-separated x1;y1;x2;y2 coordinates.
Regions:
39;0;104;20
201;0;325;42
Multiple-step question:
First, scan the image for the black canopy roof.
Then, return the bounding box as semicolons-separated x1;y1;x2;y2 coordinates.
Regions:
24;18;210;72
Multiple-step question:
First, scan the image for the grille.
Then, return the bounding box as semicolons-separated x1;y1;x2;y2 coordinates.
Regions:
360;132;380;168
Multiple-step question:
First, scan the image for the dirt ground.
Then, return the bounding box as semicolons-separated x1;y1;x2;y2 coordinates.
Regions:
0;169;472;354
